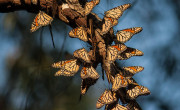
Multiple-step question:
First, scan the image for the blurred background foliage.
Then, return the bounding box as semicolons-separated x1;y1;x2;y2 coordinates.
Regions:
0;0;180;110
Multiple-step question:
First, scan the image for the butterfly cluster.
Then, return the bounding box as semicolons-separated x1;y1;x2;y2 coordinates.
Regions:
30;0;150;109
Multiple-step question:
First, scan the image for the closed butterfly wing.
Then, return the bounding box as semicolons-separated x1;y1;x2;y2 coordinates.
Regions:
81;66;100;79
73;48;91;63
69;27;88;41
116;27;142;43
122;66;144;77
127;85;150;100
96;90;116;109
81;78;97;95
112;73;128;92
101;17;118;35
31;11;53;32
84;0;99;15
126;101;142;110
118;47;143;60
111;104;128;110
105;4;131;19
54;69;75;76
106;44;127;62
52;59;80;74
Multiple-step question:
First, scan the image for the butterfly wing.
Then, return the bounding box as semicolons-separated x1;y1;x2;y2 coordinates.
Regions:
84;1;95;15
81;78;97;95
81;66;100;79
127;85;150;100
54;69;75;76
73;48;91;63
111;104;128;110
105;4;131;19
122;66;144;77
112;73;128;91
69;27;88;41
106;44;127;62
116;27;142;43
96;90;116;109
52;59;80;74
31;11;53;32
118;47;143;60
101;17;118;35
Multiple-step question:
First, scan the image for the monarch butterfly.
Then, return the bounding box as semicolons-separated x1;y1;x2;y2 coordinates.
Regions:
81;78;97;95
96;90;117;109
101;17;118;35
126;101;142;110
127;85;150;100
81;66;100;79
73;48;91;63
112;73;129;92
110;104;128;110
69;27;88;42
52;59;80;76
122;66;144;77
101;4;131;35
54;69;76;76
105;4;131;19
30;11;53;32
84;0;100;15
118;47;143;60
116;27;143;43
106;44;127;62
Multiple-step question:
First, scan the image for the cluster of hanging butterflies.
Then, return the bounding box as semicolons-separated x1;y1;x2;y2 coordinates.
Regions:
29;0;151;109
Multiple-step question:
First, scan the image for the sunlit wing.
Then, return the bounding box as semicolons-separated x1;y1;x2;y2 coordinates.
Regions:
101;17;118;35
122;66;144;77
73;48;91;63
118;47;143;60
111;104;128;110
69;27;88;41
112;73;128;92
96;90;117;109
116;27;142;43
106;44;127;62
127;85;150;100
54;69;75;76
105;4;131;19
31;11;53;32
84;0;99;15
81;66;100;79
52;59;80;74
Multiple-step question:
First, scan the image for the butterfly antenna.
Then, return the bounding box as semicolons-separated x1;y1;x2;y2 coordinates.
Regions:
49;25;56;48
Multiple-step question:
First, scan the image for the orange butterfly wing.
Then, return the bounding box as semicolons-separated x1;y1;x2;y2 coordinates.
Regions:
31;11;53;32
